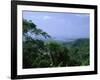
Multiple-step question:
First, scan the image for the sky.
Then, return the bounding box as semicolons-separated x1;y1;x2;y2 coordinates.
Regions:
23;11;90;40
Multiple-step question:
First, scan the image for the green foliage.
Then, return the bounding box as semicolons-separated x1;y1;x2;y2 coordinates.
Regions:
67;39;89;66
23;19;36;33
23;19;89;68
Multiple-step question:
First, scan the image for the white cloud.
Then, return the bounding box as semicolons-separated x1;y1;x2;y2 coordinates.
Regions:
75;14;89;18
43;16;51;19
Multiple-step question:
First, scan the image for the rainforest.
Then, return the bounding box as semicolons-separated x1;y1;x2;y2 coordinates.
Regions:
23;19;89;68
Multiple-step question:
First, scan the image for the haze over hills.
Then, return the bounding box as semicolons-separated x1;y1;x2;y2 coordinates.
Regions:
41;35;89;43
52;36;89;42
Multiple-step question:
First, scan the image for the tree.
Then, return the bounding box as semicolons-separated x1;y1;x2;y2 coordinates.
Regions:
23;19;51;40
23;19;51;68
45;42;69;67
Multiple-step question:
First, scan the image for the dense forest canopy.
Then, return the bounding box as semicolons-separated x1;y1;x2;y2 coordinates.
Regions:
23;19;89;68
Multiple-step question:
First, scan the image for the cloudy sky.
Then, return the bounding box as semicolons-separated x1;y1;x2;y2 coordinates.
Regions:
23;11;90;40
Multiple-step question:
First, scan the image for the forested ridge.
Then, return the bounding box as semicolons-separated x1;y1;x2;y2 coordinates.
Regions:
23;19;89;68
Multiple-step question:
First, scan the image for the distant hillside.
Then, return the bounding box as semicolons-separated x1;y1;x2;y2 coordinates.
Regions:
72;38;89;47
67;38;89;66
